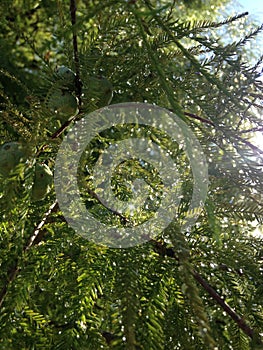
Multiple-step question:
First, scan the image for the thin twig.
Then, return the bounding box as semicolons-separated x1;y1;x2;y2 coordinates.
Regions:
235;134;263;154
183;111;215;126
25;201;59;251
49;0;82;140
168;108;215;126
52;0;131;225
70;0;82;103
182;110;262;156
50;118;74;139
0;261;19;308
166;0;176;22
0;201;59;309
86;188;130;225
239;127;263;134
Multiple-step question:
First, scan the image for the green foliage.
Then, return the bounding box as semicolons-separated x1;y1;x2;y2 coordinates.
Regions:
0;0;262;349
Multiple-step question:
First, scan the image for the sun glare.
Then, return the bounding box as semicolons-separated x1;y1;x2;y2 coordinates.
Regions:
252;131;263;152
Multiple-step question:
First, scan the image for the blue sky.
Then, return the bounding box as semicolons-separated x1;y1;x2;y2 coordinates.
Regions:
234;0;263;64
236;0;263;22
235;2;262;236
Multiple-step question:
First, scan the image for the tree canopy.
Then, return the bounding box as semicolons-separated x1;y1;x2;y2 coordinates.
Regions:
0;1;262;349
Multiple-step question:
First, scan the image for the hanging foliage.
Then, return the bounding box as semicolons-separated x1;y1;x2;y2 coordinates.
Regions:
0;0;262;349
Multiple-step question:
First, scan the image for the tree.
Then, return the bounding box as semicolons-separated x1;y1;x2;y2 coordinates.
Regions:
0;0;262;349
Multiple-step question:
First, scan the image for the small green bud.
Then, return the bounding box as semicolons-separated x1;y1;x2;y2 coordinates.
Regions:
56;65;76;90
83;76;113;109
0;142;25;177
31;163;53;201
47;89;79;123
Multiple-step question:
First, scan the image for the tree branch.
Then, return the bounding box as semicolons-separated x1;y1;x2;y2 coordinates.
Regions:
86;188;130;225
151;240;262;344
49;0;82;140
70;0;82;103
192;271;256;339
184;111;215;126
240;127;263;134
24;201;59;251
0;3;82;303
0;201;58;309
235;135;263;155
50;118;74;139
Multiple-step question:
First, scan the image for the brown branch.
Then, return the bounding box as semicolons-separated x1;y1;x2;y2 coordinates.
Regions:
86;188;130;225
151;240;262;343
240;127;263;134
249;93;263;100
183;111;215;126
235;134;263;155
182;110;263;157
70;0;82;103
192;271;256;340
39;0;133;256
49;0;82;140
0;194;128;308
0;3;82;303
50;118;74;139
168;108;215;126
0;201;58;309
24;201;59;251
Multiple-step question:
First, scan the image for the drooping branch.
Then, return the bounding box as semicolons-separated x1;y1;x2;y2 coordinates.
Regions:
0;193;129;310
0;3;82;309
240;126;263;134
192;271;255;339
151;240;262;344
